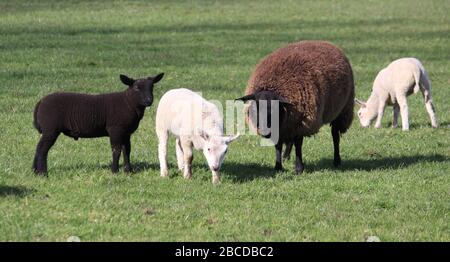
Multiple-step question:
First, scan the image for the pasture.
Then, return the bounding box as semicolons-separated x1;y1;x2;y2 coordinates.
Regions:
0;0;449;241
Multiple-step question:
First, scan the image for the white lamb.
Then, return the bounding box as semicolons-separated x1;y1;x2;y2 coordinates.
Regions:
155;88;239;184
356;57;438;131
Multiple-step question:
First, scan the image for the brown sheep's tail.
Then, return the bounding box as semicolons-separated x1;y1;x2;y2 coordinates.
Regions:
33;100;42;134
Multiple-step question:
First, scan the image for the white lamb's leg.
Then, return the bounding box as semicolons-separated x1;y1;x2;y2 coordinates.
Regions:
397;95;409;131
421;87;438;128
212;170;220;185
175;138;184;171
374;100;387;129
157;130;169;177
181;140;193;179
392;103;400;128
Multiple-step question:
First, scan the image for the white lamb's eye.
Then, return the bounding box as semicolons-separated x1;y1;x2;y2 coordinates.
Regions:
207;148;211;152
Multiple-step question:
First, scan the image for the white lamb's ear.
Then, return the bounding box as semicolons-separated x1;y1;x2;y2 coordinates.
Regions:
355;98;366;107
223;133;240;144
199;130;210;141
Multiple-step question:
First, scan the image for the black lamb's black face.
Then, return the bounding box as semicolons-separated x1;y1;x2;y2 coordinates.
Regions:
120;73;164;107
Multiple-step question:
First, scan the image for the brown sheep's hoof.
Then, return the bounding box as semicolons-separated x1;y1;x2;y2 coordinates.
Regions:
274;163;283;171
33;169;48;176
295;164;304;174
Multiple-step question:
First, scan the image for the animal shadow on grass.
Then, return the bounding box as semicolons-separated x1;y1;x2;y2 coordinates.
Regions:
308;154;450;172
222;162;277;183
0;185;34;198
57;161;159;174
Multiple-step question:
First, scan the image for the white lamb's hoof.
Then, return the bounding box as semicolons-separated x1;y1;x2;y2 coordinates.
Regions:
374;124;381;129
212;176;220;185
183;172;192;180
392;124;398;128
160;170;169;178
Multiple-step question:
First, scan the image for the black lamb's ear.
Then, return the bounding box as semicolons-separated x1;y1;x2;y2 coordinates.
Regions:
120;74;135;86
151;73;164;84
235;93;256;102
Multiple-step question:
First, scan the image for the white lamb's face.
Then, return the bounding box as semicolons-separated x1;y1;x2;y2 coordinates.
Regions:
357;107;372;127
203;137;229;172
201;134;239;172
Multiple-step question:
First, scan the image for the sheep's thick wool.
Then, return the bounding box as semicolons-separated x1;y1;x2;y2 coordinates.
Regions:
245;40;355;140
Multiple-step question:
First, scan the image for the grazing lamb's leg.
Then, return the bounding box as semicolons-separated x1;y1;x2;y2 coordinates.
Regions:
374;100;387;129
274;142;283;171
392;103;400;128
283;142;293;161
212;170;220;185
122;135;132;173
331;125;341;167
157;130;169;177
34;132;60;175
421;88;438;128
294;136;304;174
175;138;184;171
181;140;193;179
396;95;409;131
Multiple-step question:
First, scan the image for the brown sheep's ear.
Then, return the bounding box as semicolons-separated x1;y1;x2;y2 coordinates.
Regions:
235;94;256;102
278;96;293;110
120;74;135;86
151;73;164;84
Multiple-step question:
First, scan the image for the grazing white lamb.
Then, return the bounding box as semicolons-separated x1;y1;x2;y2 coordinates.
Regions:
155;88;239;184
356;57;437;131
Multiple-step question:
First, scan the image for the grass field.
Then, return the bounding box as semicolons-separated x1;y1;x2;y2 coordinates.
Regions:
0;0;449;241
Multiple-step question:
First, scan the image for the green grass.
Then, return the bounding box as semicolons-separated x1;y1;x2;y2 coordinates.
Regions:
0;0;449;241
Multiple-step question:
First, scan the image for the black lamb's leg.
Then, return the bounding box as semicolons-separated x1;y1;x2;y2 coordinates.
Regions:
332;125;341;167
294;136;304;174
122;135;132;173
108;130;123;174
274;142;283;171
34;132;60;175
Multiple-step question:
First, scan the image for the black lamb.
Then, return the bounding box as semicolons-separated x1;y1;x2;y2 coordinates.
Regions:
32;73;164;175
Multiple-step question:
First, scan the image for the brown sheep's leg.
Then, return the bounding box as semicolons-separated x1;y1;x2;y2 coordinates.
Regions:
34;132;60;175
283;142;293;161
331;125;341;167
274;142;283;171
122;135;132;173
294;136;304;174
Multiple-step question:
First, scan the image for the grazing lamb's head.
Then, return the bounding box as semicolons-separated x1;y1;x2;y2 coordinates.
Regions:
199;132;240;172
236;90;291;138
120;73;164;107
355;98;376;127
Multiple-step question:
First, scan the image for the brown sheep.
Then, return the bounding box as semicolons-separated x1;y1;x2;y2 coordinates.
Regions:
32;73;164;175
237;41;354;174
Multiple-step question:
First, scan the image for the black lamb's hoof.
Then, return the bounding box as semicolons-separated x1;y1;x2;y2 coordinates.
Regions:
124;166;133;174
333;157;341;167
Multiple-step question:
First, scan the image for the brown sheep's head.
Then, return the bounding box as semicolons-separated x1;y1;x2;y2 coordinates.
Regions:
120;73;164;107
236;90;292;139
